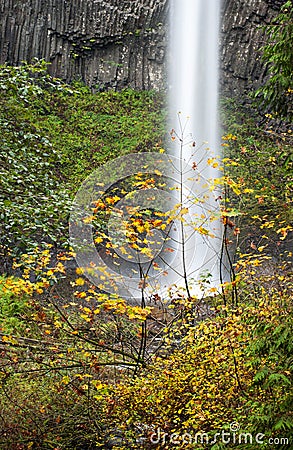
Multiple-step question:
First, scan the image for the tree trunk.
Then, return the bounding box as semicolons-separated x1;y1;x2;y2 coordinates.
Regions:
0;0;286;95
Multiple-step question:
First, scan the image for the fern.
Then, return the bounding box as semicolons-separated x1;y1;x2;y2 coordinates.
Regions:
255;0;293;121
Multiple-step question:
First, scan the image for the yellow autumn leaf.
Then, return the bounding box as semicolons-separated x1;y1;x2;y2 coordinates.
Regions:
61;375;70;385
180;207;189;215
83;215;96;224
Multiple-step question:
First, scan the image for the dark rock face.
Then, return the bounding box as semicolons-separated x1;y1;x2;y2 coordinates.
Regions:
0;0;168;90
0;0;286;95
220;0;286;96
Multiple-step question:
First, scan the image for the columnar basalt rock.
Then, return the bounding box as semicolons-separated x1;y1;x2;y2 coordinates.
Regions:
220;0;286;96
0;0;286;95
0;0;169;90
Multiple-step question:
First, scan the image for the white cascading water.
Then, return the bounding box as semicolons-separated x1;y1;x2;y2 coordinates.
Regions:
70;0;224;302
168;0;223;294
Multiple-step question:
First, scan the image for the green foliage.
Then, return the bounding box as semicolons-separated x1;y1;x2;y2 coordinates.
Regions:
220;98;293;250
107;289;293;449
0;262;150;448
1;250;292;448
245;297;293;444
255;0;293;120
31;80;166;186
0;371;108;449
0;61;166;270
0;58;292;450
0;61;75;267
0;276;30;333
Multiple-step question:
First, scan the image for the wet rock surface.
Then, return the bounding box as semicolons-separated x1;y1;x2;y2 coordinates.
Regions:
220;0;287;96
0;0;168;90
0;0;287;94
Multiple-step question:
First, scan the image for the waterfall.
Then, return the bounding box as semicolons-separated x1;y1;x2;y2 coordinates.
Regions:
70;0;224;302
168;0;223;294
169;0;220;151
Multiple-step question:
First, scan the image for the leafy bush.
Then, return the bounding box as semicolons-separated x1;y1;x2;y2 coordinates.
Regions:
0;57;292;450
0;276;33;333
220;98;293;262
1;244;292;449
255;0;293;121
0;61;166;271
0;248;153;449
108;274;292;449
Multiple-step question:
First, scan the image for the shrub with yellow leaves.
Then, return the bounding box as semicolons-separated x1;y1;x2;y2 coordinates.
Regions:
107;284;292;449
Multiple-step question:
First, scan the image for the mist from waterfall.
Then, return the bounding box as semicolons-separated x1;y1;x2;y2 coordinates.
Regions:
168;0;223;292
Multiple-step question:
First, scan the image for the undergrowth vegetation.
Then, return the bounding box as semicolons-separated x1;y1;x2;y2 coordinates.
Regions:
254;0;293;121
0;60;165;271
0;61;292;449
